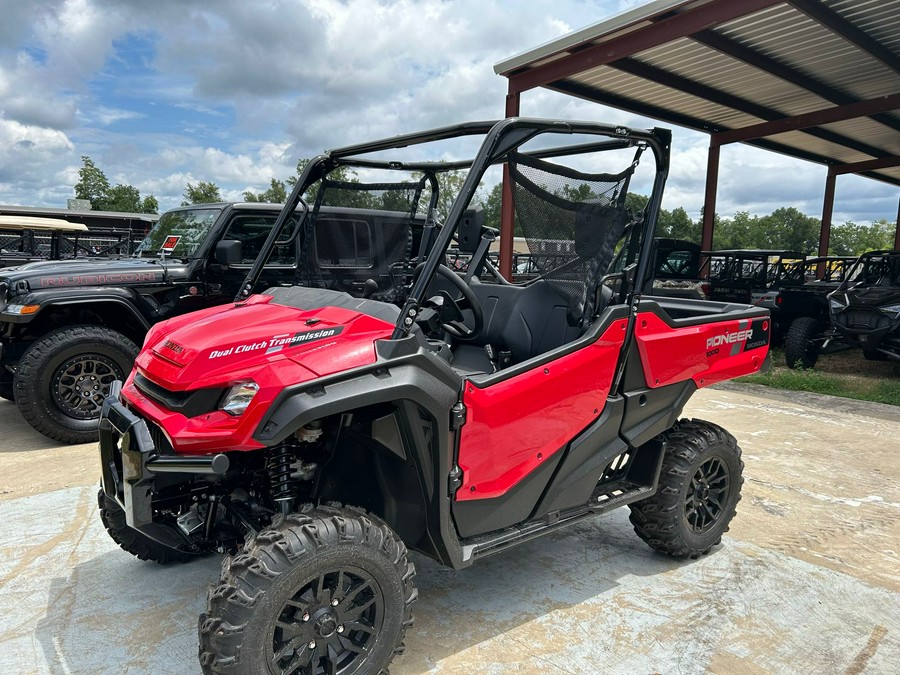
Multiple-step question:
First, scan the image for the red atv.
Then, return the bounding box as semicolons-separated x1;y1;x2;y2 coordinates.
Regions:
98;119;769;674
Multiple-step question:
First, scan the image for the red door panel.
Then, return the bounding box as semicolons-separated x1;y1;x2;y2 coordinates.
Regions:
456;319;628;501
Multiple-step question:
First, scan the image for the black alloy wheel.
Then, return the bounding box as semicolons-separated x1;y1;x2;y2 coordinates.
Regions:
629;419;743;559
685;457;730;533
52;354;121;420
200;504;416;675
271;568;383;674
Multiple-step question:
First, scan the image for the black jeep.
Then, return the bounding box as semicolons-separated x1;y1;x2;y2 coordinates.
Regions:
0;201;424;441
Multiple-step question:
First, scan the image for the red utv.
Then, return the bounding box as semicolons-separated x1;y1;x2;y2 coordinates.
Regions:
98;118;770;674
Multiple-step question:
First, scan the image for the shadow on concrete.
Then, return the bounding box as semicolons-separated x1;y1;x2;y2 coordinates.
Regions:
33;505;689;674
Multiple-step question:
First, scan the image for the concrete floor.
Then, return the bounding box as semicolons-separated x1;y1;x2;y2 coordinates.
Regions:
1;384;898;674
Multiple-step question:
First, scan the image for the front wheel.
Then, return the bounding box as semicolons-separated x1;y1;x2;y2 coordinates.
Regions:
14;325;138;443
98;489;198;564
199;504;417;675
629;419;743;558
784;317;822;369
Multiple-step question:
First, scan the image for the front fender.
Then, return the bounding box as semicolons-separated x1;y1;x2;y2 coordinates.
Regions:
254;335;470;568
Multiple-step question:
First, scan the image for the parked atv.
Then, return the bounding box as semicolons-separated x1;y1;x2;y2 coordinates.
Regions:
703;248;804;343
98;118;770;674
780;256;856;369
829;250;900;362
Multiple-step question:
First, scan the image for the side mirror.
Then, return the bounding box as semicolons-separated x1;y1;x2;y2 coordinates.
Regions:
457;206;484;254
215;240;242;265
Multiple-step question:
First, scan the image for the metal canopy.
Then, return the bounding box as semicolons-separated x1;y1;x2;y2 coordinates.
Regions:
493;0;900;274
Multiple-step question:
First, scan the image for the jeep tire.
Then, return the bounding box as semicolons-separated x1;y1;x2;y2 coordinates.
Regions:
14;325;138;443
629;419;743;558
98;488;197;564
784;317;822;370
199;504;417;675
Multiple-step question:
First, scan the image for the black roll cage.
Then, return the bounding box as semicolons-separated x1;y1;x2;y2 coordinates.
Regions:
237;118;672;338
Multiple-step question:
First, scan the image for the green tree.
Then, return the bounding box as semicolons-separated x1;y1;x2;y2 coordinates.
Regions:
141;195;159;214
483;182;503;232
656;206;699;243
625;192;649;215
182;181;222;206
431;171;469;225
104;184;143;212
757;207;820;253
244;178;287;203
74;156;111;210
73;156;157;213
830;219;895;255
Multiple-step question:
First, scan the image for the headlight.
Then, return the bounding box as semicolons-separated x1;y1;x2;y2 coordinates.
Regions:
880;303;900;319
829;296;846;312
221;381;259;416
4;303;40;315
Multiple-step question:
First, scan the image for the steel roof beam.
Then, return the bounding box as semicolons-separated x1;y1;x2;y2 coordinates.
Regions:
506;0;784;94
548;81;840;167
611;57;891;159
712;93;900;145
692;29;900;134
788;0;900;76
832;156;900;175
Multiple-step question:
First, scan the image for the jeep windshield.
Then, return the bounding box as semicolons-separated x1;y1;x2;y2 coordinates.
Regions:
135;207;223;258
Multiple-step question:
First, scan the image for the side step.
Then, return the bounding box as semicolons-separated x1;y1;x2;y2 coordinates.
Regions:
459;480;655;563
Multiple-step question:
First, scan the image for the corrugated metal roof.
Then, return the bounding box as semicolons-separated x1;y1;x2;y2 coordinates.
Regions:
495;0;900;187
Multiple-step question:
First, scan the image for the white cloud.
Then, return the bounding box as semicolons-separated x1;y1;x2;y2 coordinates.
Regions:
0;0;895;226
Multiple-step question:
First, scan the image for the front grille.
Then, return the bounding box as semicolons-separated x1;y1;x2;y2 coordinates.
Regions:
134;372;223;418
835;309;891;331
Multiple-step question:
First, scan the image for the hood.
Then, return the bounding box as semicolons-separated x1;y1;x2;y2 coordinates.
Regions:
135;295;395;390
839;285;900;307
0;257;187;293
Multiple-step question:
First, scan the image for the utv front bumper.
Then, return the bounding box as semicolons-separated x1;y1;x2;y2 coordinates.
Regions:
99;382;230;544
831;307;900;357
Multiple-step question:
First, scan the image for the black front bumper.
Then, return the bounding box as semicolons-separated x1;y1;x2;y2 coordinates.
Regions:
99;382;159;530
99;382;231;547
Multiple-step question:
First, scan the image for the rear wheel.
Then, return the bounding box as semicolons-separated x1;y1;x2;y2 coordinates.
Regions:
199;505;416;675
784;317;822;369
629;419;743;558
14;326;138;443
98;489;197;564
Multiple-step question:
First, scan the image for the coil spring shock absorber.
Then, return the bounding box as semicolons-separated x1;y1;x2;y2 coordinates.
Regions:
267;445;296;515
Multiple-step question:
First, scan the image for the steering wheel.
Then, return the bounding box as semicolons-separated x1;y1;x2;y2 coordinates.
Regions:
418;264;484;341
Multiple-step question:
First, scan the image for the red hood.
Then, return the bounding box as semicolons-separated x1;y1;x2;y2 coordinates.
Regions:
135;294;395;390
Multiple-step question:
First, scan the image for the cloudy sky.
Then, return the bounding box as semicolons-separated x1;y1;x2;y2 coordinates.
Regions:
0;0;896;224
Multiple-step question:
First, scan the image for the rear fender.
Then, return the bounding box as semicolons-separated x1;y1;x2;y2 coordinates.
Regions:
634;297;769;389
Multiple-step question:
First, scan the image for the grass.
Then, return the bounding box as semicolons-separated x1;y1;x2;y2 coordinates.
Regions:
739;347;900;406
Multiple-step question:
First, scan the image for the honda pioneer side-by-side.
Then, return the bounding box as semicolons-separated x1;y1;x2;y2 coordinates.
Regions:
0;202;420;441
97;119;770;674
